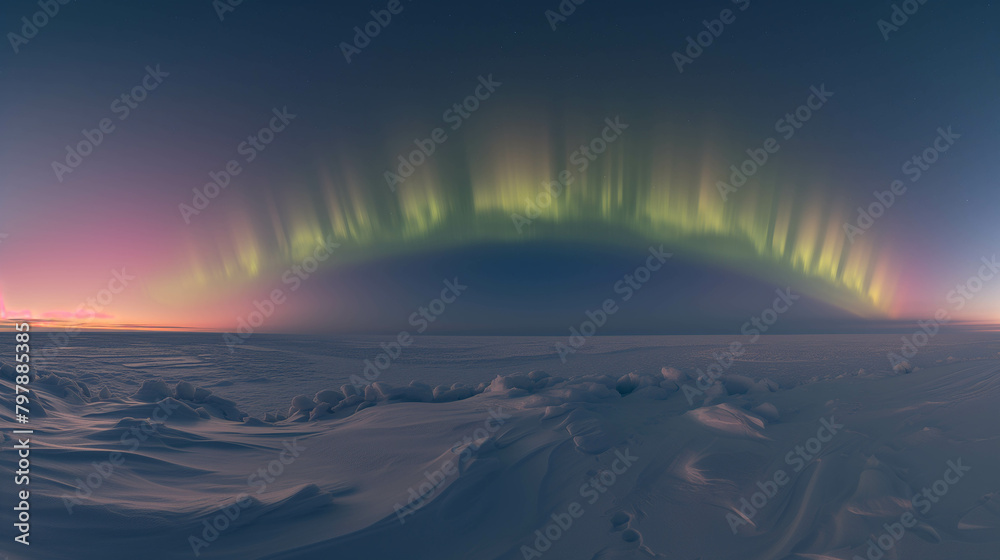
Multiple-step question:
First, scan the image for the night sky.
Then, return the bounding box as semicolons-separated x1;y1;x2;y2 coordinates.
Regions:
1;0;998;333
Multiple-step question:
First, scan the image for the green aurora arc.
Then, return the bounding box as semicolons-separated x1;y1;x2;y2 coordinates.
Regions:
154;116;897;319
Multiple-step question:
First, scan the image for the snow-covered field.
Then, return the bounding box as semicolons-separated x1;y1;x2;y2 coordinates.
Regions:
23;333;1000;416
3;333;1000;559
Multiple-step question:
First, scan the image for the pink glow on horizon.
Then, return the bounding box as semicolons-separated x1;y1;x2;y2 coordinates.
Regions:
0;287;114;322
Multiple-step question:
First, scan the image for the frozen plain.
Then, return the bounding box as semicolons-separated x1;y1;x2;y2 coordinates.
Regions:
1;333;999;559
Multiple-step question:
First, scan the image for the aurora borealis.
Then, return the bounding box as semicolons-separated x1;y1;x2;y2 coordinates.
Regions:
156;112;894;319
1;0;999;332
